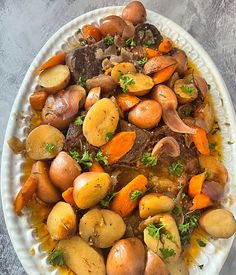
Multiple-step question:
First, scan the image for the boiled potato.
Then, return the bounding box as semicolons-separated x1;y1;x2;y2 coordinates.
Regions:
111;62;136;83
26;125;65;160
166;257;189;275
58;236;106;275
99;15;127;36
139;193;175;219
120;73;154;96
73;172;111;209
106;237;146;275
86;75;117;94
39;64;70;93
144;56;177;75
32;161;61;203
122;1;146;25
171;49;188;75
79;208;126;248
49;152;81;191
174;79;198;104
199;208;236;238
83;98;119;146
47;202;76;240
128;100;162;129
29;89;48;111
144;250;169;275
84;87;101;111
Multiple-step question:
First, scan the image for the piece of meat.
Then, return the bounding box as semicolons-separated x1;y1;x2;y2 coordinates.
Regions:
66;40;107;81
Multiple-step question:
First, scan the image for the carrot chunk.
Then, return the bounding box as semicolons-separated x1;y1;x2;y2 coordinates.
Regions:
190;193;213;210
62;187;77;207
152;63;177;84
192;127;210;155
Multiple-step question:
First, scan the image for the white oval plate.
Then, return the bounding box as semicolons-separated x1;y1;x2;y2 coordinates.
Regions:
1;6;236;275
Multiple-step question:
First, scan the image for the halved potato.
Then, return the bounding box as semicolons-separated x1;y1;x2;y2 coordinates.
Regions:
111;62;136;83
83;98;119;146
38;64;70;93
144;56;177;75
84;87;101;111
86;75;117;94
174;79;198;104
26;125;65;160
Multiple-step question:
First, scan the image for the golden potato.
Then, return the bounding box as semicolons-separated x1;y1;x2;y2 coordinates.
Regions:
29;90;48;111
47;202;77;240
122;1;146;25
58;236;106;275
73;172;111;209
111;62;136;83
83;98;119;146
84;87;101;111
86;75;117;94
144;250;169;275
99;15;127;36
144;56;177;75
166;257;189;275
49;152;81;191
199;208;236;238
139;193;175;219
106;238;146;275
174;79;198;104
171;49;188;75
26;125;65;160
79;208;126;248
38;64;70;93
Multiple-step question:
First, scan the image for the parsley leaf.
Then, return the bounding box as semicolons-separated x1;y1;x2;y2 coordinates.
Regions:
105;132;114;142
146;224;166;239
137;57;148;67
100;192;117;208
207;83;211;90
172;207;182;215
95;150;109;166
198;264;204;270
77;74;86;87
120;74;135;92
76;28;81;34
143;40;155;47
48;250;64;267
75;115;85;126
180;85;195;96
104;35;114;46
181;105;193;117
130;190;144;202
125;38;136;48
159;247;176;260
141;152;157;167
168;161;184;177
209;143;216;149
227;141;234;145
70;149;93;169
46;143;55;153
196;239;206;247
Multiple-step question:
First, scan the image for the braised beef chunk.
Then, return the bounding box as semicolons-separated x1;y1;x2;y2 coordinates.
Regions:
66;41;107;81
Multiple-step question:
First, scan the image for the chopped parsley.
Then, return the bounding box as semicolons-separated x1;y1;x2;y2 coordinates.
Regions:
75;115;85;126
130;190;144;202
137;57;148;67
146;224;166;239
180;85;195;96
100;192;117;208
168;161;184;177
70;149;93;169
46;143;55;153
95;150;109;166
196;239;206;247
103;35;114;46
105;132;114;142
143;40;155;47
205;171;211;178
207;83;211;90
159;247;176;260
141;152;157;167
76;28;81;34
209;143;216;149
227;141;234;145
77;74;86;87
125;38;136;48
48;250;64;267
181;105;192;117
164;232;176;243
172;206;182;215
120;74;135;92
198;264;204;270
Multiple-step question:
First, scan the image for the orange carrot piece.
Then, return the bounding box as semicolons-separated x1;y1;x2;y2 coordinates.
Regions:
90;161;105;172
110;175;148;217
188;172;206;198
190;193;213;210
82;24;102;42
102;132;136;164
152;63;177;84
145;48;161;59
14;174;38;214
34;52;66;74
192;127;210;156
158;38;173;53
62;187;77;207
116;94;140;111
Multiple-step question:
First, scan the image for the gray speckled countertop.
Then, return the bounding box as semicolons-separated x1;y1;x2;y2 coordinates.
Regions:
0;0;236;274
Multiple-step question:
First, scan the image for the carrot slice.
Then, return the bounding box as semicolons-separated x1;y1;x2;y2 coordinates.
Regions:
188;172;206;198
62;187;77;207
90;161;105;172
152;63;177;84
192;127;210;155
145;48;161;59
102;132;136;164
116;94;140;111
158;38;173;53
190;193;213;210
110;175;148;217
14;174;38;214
34;52;66;75
82;24;102;42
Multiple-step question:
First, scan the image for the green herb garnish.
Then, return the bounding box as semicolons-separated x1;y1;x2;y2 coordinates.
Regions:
205;171;211;178
228;141;234;145
48;250;64;267
196;239;206;247
120;74;135;92
77;74;86;87
105;132;114;142
172;207;182;215
207;83;211;90
198;264;204;270
141;152;157;167
70;149;93;169
159;247;176;260
209;143;216;149
76;28;81;34
143;40;155;47
125;38;136;48
137;57;148;67
168;161;184;177
180;85;195;96
95;150;109;166
46;143;55;153
146;224;166;239
100;192;117;208
104;35;114;46
130;190;144;202
75;115;85;126
181;106;192;117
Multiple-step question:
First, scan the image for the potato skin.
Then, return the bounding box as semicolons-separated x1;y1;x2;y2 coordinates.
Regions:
79;208;126;248
106;237;146;275
166;257;189;275
128;100;162;129
199;208;236;238
58;236;106;275
144;56;177;75
122;1;146;25
86;75;117;94
30;90;48;111
26;125;65;160
174;79;198;104
144;250;169;275
49;152;81;191
84;87;101;111
139;193;175;219
47;202;77;240
83;98;119;147
73;172;111;209
100;15;127;36
111;62;136;83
